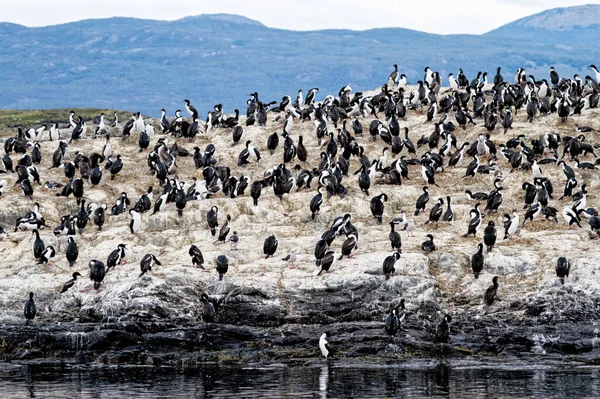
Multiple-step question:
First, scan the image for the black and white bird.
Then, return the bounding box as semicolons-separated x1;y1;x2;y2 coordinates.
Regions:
464;203;483;237
339;234;358;260
37;245;56;265
61;272;82;293
504;209;519;238
426;198;444;224
129;209;141;235
414;186;430;216
317;250;336;275
139;254;161;277
421;234;436;252
383;251;401;280
370;193;388;223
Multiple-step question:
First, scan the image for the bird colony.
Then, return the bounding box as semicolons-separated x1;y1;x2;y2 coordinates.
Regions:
1;64;600;354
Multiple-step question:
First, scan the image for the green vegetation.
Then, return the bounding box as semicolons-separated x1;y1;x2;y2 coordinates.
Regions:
0;109;132;137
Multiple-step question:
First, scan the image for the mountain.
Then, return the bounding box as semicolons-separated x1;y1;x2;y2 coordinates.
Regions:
486;4;600;45
0;7;598;117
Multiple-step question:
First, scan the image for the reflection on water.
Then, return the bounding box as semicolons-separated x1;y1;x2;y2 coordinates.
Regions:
1;361;600;398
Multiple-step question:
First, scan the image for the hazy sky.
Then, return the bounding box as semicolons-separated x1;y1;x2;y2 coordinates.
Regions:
1;0;599;34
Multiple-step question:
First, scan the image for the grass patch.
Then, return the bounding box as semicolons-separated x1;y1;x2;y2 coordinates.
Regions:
0;108;135;137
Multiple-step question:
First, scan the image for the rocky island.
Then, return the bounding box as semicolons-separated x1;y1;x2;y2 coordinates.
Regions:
0;71;599;367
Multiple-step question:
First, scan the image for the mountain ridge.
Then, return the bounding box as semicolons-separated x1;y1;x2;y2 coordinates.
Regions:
0;7;598;116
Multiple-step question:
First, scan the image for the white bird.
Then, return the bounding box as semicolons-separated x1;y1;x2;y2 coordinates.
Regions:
49;123;60;141
129;209;141;235
282;250;297;269
319;332;333;359
145;123;155;138
404;218;415;237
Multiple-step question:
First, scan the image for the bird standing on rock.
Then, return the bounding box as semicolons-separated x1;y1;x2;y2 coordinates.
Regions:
471;243;484;278
61;272;82;293
263;235;278;259
556;257;570;285
484;276;499;309
319;332;333;359
421;234;436;252
483;221;496;252
383;251;401;280
189;244;204;269
24;292;36;324
435;315;451;343
201;293;215;322
139;254;161;277
216;255;229;281
282;250;297;269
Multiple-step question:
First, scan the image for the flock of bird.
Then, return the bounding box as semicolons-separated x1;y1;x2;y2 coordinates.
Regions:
4;63;600;359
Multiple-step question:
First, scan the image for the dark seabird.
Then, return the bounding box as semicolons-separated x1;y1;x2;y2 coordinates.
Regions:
24;292;36;324
89;260;106;290
388;221;401;251
385;307;400;337
263;235;278;258
201;293;216;322
483;221;497;253
484;276;499;307
556;257;570;285
464;203;482;237
32;229;44;261
93;204;106;231
310;187;323;220
207;206;219;236
139;254;161;277
317;250;336;275
471;243;484;279
217;215;231;244
189;244;205;269
421;234;436;252
414;186;429;216
442;196;454;222
370;193;388;223
383;251;401;280
426;197;444;224
314;239;329;267
109;155;123;180
339;234;358;260
61;272;82;293
216;255;229;281
435;315;451;343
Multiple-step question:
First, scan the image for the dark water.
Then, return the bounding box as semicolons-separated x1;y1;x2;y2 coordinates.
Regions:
1;361;600;398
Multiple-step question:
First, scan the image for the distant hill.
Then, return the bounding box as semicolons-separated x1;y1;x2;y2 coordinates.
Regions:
0;7;599;117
